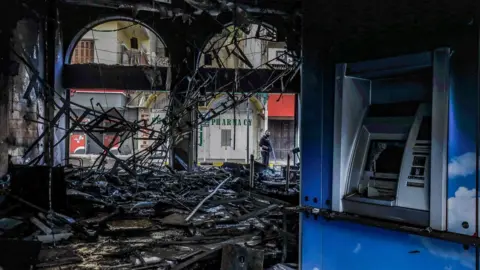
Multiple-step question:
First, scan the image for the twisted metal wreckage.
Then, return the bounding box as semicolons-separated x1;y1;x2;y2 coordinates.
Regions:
0;13;301;270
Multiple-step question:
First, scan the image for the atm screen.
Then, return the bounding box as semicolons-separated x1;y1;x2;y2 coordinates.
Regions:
364;140;406;174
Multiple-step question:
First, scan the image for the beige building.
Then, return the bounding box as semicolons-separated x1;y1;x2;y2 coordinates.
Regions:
198;93;267;163
69;22;288;166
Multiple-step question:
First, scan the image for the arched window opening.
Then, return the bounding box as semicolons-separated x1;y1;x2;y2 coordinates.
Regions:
70;20;169;67
67;19;172;160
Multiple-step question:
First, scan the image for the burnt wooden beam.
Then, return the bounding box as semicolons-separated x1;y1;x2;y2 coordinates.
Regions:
62;64;167;90
62;64;300;93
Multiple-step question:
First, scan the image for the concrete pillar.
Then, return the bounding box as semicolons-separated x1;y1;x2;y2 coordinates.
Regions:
0;2;54;173
43;0;58;166
53;10;66;166
0;8;21;174
8;18;44;166
168;41;196;170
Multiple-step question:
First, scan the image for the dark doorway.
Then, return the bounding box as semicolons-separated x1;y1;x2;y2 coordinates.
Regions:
268;119;294;162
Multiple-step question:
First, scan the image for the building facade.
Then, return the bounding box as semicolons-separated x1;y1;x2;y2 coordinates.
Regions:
68;21;294;166
198;93;267;164
68;21;168;161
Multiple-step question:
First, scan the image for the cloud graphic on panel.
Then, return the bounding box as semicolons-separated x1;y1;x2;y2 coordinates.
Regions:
448;152;477;178
447;187;477;235
414;235;475;269
353;243;361;254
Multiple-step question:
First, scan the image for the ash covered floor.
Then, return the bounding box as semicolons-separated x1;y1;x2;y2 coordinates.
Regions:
0;163;299;270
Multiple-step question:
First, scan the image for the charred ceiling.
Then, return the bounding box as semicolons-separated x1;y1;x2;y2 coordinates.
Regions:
60;0;301;15
58;2;300;62
303;0;480;62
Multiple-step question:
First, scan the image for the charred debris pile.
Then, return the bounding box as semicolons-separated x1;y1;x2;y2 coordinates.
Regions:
0;73;301;269
0;158;299;269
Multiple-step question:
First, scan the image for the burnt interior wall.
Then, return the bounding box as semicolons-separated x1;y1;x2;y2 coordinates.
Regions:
0;3;66;171
0;19;13;175
6;19;44;168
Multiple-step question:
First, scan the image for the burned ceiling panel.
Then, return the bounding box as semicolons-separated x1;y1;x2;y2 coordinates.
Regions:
62;65;300;93
60;0;301;15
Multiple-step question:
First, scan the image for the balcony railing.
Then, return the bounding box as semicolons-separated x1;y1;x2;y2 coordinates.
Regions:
121;49;170;67
121;49;148;66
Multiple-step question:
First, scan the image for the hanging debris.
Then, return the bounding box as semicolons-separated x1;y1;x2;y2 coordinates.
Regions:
3;8;301;269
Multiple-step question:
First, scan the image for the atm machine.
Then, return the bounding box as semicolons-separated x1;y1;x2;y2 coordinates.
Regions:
342;101;431;226
331;52;450;228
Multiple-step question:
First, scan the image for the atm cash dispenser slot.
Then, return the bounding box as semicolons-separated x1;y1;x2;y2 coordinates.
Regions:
342;102;431;226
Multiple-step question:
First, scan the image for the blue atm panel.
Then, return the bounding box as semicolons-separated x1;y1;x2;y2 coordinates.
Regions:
300;20;479;269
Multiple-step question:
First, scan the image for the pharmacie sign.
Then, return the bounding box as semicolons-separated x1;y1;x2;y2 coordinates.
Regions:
210;118;252;126
199;118;252;147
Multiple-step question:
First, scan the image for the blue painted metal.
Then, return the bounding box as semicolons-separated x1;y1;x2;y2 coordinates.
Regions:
301;219;476;270
300;8;480;269
447;35;479;236
300;47;334;210
300;20;334;268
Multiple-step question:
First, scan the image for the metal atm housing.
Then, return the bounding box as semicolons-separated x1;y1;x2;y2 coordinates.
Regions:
332;51;449;227
343;102;431;225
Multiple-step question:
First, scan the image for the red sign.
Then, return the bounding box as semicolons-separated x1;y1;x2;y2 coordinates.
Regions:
103;134;120;151
268;94;295;118
69;133;86;154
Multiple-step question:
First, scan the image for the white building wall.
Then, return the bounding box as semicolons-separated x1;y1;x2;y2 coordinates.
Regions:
208;113;249;160
244;25;263;68
138;108;167;150
267;48;293;65
198;99;265;163
137;106;265;163
82;21;120;65
135;93;171;161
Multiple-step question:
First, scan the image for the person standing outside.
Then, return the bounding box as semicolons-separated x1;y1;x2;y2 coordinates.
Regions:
259;130;272;166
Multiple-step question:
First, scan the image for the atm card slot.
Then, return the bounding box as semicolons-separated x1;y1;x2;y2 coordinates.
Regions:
408;176;425;180
369;176;398;182
412;149;430;154
407;182;425;188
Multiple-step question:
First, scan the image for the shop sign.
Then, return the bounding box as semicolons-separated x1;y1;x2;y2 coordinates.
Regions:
210;118;252;126
103;134;120;151
69;133;86;154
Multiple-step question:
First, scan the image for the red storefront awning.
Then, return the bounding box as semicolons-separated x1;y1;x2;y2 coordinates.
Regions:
268;94;295;118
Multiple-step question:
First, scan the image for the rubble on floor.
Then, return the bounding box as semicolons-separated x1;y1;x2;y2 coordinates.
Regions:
0;164;299;269
5;27;302;268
